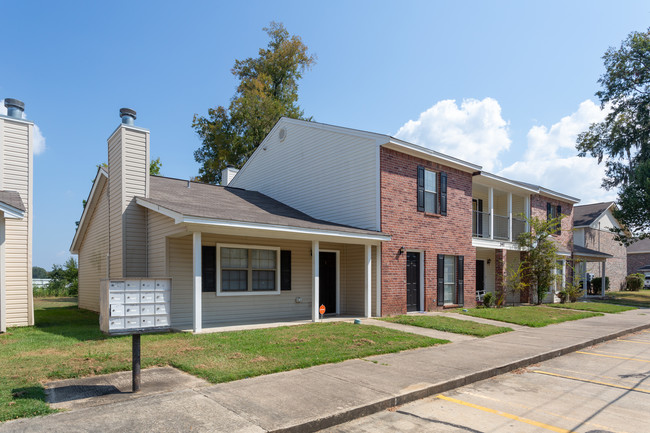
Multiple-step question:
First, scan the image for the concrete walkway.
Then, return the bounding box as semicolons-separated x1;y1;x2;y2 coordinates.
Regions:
2;309;650;433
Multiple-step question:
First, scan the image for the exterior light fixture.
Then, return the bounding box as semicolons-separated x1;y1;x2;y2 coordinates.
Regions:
398;246;405;255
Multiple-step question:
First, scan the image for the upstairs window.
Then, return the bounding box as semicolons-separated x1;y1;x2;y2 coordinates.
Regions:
546;203;562;235
417;166;447;215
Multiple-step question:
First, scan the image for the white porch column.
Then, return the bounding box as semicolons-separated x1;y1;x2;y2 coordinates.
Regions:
0;217;5;333
488;187;494;240
375;245;382;318
507;192;513;242
312;240;320;322
602;261;606;297
365;244;372;318
524;195;530;233
192;231;202;333
582;262;588;294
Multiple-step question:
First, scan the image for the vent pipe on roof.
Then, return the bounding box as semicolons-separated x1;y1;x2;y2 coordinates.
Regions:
4;98;25;119
120;108;136;125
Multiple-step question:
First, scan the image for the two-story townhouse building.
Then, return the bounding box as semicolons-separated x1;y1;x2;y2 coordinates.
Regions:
74;114;583;333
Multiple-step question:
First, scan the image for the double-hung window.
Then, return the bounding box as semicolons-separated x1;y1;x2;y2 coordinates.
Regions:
218;244;281;295
424;169;437;213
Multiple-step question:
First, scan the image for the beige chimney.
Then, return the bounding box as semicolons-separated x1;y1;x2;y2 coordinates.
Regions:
222;165;239;186
107;108;149;278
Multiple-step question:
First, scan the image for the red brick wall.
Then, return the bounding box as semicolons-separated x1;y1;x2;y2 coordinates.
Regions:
584;228;627;291
530;194;574;252
628;253;650;275
380;147;476;315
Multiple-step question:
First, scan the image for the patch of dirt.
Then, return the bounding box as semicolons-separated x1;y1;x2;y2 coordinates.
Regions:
353;338;376;346
290;337;308;343
228;352;244;360
250;356;268;362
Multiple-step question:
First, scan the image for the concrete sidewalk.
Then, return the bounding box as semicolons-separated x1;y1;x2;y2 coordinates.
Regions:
2;309;650;433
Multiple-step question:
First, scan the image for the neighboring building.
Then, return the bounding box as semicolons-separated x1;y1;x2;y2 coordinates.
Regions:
573;202;627;291
0;99;33;333
628;237;650;277
73;114;583;332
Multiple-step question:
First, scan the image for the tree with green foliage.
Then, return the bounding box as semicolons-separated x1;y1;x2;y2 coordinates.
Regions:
32;266;48;279
193;22;316;184
576;28;650;244
43;258;78;297
516;216;562;304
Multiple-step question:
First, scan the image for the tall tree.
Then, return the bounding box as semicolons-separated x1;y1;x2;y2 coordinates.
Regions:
193;22;315;184
576;28;650;243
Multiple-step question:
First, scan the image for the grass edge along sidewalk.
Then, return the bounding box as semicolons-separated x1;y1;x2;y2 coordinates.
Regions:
459;305;603;327
546;301;636;314
0;299;447;423
601;290;650;308
379;314;513;337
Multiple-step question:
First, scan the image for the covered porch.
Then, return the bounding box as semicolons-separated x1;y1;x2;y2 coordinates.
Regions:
573;245;612;297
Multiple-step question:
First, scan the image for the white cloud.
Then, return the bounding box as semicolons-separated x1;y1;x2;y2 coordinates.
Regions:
1;99;46;155
395;98;511;172
499;100;613;204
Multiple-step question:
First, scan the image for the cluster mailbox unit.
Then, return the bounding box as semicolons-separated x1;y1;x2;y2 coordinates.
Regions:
100;278;172;335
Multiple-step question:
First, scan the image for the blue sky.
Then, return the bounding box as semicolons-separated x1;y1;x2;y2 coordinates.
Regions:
0;0;648;269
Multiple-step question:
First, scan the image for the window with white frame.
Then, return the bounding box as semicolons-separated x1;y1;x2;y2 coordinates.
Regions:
554;260;565;292
218;245;280;295
443;255;456;304
424;169;437;213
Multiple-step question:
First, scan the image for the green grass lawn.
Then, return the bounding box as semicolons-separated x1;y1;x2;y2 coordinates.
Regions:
380;315;513;337
546;302;636;314
601;290;650;308
0;298;446;422
459;305;602;327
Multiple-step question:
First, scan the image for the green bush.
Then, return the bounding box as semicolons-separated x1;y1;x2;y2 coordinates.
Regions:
558;290;568;304
626;273;644;291
482;292;494;308
591;276;610;291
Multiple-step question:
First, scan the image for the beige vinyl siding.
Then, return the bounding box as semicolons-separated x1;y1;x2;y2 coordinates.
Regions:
108;129;123;278
230;121;380;231
122;129;148;277
475;249;496;295
2;119;32;327
147;210;185;277
168;234;374;329
78;183;109;312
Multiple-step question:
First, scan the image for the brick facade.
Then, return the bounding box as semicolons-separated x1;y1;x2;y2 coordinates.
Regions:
583;228;627;291
628;253;650;275
495;249;507;297
530;194;574;252
380;147;476;315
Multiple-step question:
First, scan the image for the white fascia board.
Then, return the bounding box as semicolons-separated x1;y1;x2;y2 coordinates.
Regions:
472;237;522;251
134;198;185;223
70;168;108;254
573;252;610;259
538;187;580;204
182;215;391;242
382;139;482;173
474;172;539;195
628;250;650;254
0;202;24;219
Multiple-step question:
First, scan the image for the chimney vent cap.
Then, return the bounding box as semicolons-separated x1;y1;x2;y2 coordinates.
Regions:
119;108;137;125
4;98;25;118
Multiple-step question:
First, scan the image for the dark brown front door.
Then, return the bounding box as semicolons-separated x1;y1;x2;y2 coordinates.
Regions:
406;252;420;312
476;260;485;293
319;252;337;314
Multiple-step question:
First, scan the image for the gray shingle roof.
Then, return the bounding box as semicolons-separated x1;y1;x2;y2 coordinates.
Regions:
0;190;25;212
574;202;614;227
140;176;386;237
628;238;650;254
573;244;613;258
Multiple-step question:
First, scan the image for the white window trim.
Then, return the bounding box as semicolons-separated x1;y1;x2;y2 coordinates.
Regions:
216;243;281;296
443;254;456;305
553;259;566;293
424;169;438;214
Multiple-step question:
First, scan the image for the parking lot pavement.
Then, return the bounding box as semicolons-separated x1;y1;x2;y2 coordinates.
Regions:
323;330;650;433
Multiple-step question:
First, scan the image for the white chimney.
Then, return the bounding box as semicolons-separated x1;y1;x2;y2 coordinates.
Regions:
222;165;239;186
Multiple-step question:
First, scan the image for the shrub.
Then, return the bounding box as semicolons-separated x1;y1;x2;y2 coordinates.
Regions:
482;292;494;308
591;276;610;291
626;273;644;291
558;290;568;304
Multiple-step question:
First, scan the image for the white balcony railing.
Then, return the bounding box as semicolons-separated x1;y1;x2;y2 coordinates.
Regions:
473;211;529;242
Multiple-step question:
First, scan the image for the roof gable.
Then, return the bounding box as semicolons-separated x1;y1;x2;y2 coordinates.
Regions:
574;202;615;227
70;167;108;253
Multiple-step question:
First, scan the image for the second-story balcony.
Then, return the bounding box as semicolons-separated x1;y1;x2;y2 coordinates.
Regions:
472;183;530;244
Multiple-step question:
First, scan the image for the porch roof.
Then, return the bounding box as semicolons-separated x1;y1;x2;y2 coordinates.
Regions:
573;244;613;259
137;176;390;241
0;190;25;219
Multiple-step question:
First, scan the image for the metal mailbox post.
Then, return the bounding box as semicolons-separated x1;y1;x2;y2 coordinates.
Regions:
100;278;172;392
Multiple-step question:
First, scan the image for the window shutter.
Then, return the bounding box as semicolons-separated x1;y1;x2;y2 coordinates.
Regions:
281;250;291;290
440;172;448;216
201;246;216;292
556;205;562;235
417;166;425;212
546;202;552;220
437;254;444;306
456;255;464;305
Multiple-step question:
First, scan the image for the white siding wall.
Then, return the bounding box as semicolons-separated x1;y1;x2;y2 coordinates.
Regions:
596;209;620;231
1;118;32;327
108;130;123;279
573;228;585;247
147;211;183;277
78;183;109;312
230;120;380;231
